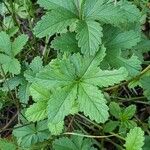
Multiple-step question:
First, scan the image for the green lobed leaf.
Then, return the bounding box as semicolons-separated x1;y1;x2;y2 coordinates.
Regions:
78;83;109;123
25;101;48;122
51;32;79;53
12;34;28;56
140;76;150;100
0;138;16;150
102;49;142;77
24;56;43;83
109;102;121;119
122;105;136;120
48;121;64;135
83;67;128;87
83;0;140;27
37;0;78;15
0;32;28;75
103;26;141;50
13;120;50;148
48;85;77;124
104;120;119;133
34;10;78;38
124;127;144;150
53;136;96;150
29;46;128;134
35;57;76;89
0;31;11;55
18;81;30;103
0;54;21;75
76;20;103;55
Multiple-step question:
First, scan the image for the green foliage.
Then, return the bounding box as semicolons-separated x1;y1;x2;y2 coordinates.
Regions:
0;0;149;149
124;127;145;150
34;0;141;55
0;32;28;75
143;136;150;150
53;135;96;150
106;102;137;133
26;46;128;134
13;120;50;148
0;138;16;150
140;76;150;100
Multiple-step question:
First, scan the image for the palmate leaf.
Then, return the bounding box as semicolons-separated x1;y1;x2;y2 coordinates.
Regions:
0;31;28;75
27;46;128;134
76;20;103;55
0;54;21;75
102;26;142;77
103;26;141;50
102;49;142;77
124;127;144;150
13;120;50;148
53;135;96;150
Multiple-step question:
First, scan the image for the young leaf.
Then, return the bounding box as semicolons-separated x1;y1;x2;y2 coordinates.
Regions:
0;138;16;150
0;32;28;75
109;102;121;119
13;120;50;148
124;127;144;150
104;120;119;133
122;105;136;120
